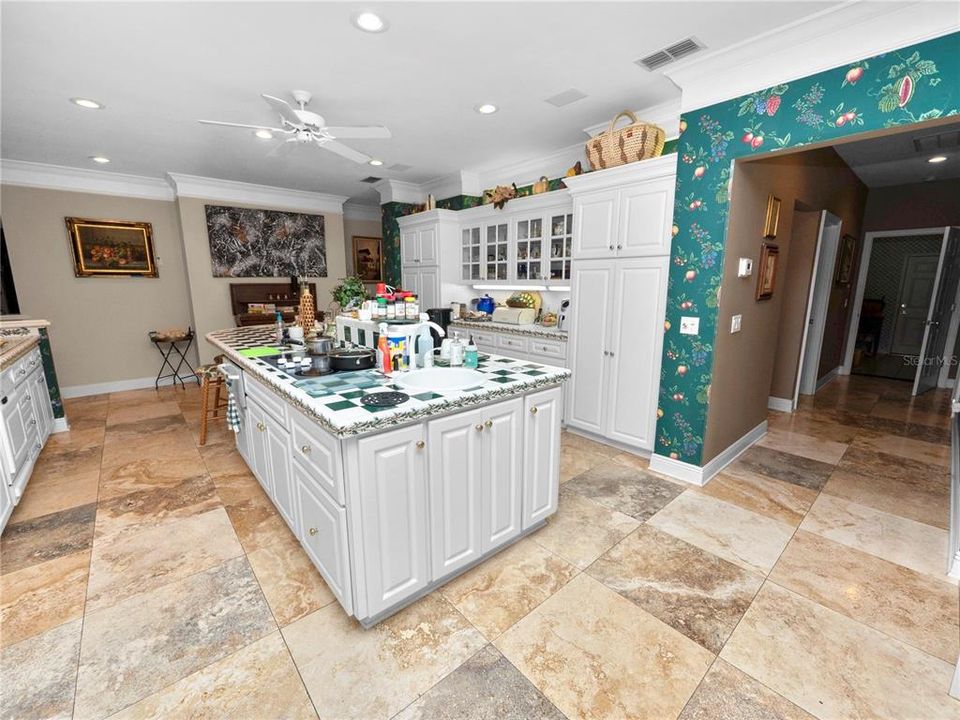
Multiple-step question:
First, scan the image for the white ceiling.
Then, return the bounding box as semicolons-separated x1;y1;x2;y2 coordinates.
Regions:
834;120;960;187
2;1;841;204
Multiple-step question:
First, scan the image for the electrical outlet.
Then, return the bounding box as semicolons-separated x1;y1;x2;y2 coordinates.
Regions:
679;316;699;335
731;314;742;333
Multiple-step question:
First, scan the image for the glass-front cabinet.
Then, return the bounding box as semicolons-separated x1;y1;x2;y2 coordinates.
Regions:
515;217;544;281
485;223;509;282
548;213;573;283
461;226;482;281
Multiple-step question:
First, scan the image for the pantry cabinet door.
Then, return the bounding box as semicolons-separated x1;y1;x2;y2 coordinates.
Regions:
418;266;440;310
356;425;430;618
522;386;562;529
605;257;669;450
246;399;272;495
480;398;523;551
265;418;296;531
418;227;439;266
617;178;675;257
401;229;420;265
567;261;613;434
572;190;618;260
427;409;483;579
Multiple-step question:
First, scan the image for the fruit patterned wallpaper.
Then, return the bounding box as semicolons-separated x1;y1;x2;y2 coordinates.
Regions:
655;31;959;465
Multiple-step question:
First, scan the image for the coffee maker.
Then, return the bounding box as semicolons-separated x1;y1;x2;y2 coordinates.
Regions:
426;307;452;346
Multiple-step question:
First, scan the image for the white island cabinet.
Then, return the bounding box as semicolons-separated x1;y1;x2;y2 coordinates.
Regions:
208;326;568;628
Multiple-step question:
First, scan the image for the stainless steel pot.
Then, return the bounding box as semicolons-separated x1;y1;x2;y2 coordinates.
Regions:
305;336;333;355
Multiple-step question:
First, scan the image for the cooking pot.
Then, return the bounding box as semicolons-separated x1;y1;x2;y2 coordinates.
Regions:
305;336;333;355
476;294;495;314
328;347;376;371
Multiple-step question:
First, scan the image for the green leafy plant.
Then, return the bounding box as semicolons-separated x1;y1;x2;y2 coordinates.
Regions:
331;275;367;310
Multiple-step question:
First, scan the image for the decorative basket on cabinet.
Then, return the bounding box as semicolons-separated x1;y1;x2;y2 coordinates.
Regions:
585;111;665;171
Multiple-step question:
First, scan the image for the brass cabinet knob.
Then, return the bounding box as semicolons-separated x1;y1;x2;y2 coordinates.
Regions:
301;444;311;454
485;420;493;428
475;424;484;431
530;406;538;415
416;440;425;449
258;422;266;432
308;527;318;536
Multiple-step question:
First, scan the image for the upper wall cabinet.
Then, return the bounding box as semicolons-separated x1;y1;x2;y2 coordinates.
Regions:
565;155;678;260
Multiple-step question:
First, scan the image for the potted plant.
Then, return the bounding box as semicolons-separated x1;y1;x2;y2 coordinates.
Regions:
331;275;367;313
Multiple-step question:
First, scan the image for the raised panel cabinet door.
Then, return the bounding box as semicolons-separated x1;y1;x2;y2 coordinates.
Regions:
522;386;562;529
605;257;669;450
29;370;52;445
573;190;618;259
246;399;272;495
418;266;441;310
265;419;297;532
356;424;429;618
401;229;420;265
295;460;353;615
567;261;614;434
481;398;523;551
235;403;251;465
418;228;439;266
427;408;483;579
617;177;675;257
401;267;420;298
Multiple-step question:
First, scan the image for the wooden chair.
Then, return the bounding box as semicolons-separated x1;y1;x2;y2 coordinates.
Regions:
195;354;227;446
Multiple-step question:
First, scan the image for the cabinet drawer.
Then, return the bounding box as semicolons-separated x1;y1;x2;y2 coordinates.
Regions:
470;330;497;347
496;334;528;354
527;339;566;361
245;375;288;427
2;349;40;395
290;407;344;505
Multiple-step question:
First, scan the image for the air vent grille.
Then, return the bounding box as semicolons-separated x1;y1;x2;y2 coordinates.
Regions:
544;88;588;108
360;176;381;184
913;130;960;154
389;163;412;172
636;37;704;71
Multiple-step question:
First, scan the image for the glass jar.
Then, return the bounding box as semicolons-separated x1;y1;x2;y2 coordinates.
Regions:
405;296;419;319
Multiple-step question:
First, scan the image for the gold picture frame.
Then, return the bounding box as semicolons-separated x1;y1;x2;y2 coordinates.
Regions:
835;233;857;285
756;242;780;301
763;194;781;239
66;217;158;277
352;235;383;283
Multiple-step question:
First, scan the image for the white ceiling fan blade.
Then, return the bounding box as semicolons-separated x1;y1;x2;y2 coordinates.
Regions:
318;139;371;164
323;126;391;139
198;120;288;132
262;94;302;126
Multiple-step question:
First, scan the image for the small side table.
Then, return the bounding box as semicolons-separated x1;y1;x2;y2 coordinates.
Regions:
149;330;199;389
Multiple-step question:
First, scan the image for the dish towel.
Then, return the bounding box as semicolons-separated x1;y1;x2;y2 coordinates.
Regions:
221;369;243;434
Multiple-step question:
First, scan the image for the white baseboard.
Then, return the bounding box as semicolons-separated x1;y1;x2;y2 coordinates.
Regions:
815;366;842;391
649;420;768;487
767;396;794;413
61;375;162;398
563;426;653;460
51;417;70;434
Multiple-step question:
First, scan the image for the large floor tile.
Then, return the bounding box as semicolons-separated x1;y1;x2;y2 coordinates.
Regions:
9;445;102;523
0;503;96;575
564;461;684;521
105;395;182;427
495;573;713;720
770;530;959;662
799;493;953;583
394;645;564;720
695;469;817;527
589;525;763;653
440;537;577;640
93;474;220;539
851;431;951;468
106;632;317;720
647;492;794;576
99;427;202;475
74;556;275;720
560;431;620;458
530;489;639;569
677;658;814;720
558;445;608;484
97;454;209;502
765;411;859;444
245;530;335;627
725;446;834;491
0;618;82;720
85;507;244;614
224;493;296;554
720;583;960;720
871;398;949;428
282;592;486;720
0;550;89;649
757;428;848;465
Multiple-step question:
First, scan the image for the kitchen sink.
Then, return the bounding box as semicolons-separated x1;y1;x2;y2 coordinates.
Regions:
395;367;486;392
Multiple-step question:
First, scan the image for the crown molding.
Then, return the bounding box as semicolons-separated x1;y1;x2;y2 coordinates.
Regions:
582;98;682;139
343;202;381;222
421;171;482;200
664;1;959;113
1;159;175;201
166;173;346;213
373;178;423;205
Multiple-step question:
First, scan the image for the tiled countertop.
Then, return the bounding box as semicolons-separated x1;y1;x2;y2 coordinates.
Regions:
207;326;570;438
449;319;568;341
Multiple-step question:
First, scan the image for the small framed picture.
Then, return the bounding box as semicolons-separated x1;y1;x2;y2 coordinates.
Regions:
763;194;781;239
835;234;857;285
756;242;780;301
352;236;383;283
66;217;158;277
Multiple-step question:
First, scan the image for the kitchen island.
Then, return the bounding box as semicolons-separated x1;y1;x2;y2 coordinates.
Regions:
207;326;570;627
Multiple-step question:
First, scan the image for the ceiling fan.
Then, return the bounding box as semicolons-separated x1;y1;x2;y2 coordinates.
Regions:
198;90;390;164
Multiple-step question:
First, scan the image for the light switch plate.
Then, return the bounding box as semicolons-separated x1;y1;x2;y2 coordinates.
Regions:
731;314;742;333
680;316;699;335
737;258;753;277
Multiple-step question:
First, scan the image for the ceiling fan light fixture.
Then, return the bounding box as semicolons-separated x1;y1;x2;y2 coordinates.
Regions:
368;159;384;166
71;97;104;110
89;155;110;164
928;155;948;163
353;11;388;33
475;103;498;115
254;129;274;140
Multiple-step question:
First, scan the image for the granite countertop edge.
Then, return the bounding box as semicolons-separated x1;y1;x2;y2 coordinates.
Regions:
0;335;40;370
448;320;568;340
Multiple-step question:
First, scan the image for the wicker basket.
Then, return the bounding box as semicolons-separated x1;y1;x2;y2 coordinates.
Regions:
585;111;665;171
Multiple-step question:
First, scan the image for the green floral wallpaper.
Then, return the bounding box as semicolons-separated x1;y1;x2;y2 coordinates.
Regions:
655;31;959;465
380;201;419;287
39;328;64;419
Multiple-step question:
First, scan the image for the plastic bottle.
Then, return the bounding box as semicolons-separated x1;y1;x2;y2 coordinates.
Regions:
416;313;435;366
377;323;392;375
405;296;419;320
274;311;285;344
464;335;479;369
449;331;464;367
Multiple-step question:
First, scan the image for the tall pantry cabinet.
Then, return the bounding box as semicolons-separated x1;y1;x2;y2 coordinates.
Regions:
397;210;461;311
563;155;677;452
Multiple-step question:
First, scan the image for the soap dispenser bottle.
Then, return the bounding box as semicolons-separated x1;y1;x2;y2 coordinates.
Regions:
464;335;479;369
449;331;464;367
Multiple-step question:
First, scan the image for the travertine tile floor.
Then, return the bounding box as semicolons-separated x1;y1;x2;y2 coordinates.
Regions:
1;376;958;719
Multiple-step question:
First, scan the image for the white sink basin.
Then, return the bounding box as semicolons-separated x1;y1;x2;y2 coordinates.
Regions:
396;367;487;392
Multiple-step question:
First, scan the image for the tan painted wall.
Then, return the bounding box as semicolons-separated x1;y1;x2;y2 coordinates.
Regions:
342;217;382;281
175;197;346;364
0;185;196;389
862;178;960;232
702;148;866;462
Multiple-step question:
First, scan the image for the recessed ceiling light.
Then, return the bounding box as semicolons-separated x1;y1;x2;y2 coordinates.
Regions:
89;156;110;164
475;103;498;115
254;129;273;140
928;155;948;163
368;159;384;166
71;97;104;110
353;11;387;33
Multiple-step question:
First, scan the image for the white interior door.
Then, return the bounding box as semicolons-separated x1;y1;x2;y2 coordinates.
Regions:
891;254;941;355
796;211;842;401
914;228;960;396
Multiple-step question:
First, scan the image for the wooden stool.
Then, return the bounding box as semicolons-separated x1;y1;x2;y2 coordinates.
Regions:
196;354;227;446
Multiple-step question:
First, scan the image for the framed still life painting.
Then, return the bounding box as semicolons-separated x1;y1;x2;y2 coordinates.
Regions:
352;236;384;282
835;234;857;285
756;242;780;300
66;217;158;277
763;194;781;239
